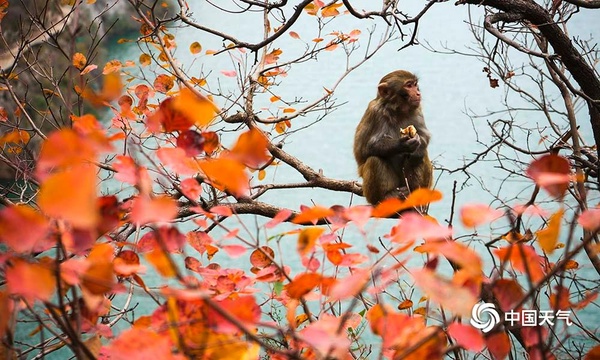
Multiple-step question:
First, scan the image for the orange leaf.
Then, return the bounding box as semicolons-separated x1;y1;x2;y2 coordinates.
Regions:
6;258;55;303
250;246;274;268
72;52;87;70
101;327;176;360
0;0;7;21
549;285;571;310
190;41;202;54
199;158;249;198
36;129;97;179
206;296;261;334
130;195;178;226
171;87;218;128
586;346;600;360
297;227;325;256
414;241;482;277
0;205;49;254
321;2;343;17
289;31;300;39
264;48;282;64
82;243;116;296
526;154;571;198
148;97;193;132
292;205;334;225
536;209;564;254
461;203;504;228
269;95;281;103
398;299;413;310
282;107;296;113
153;74;174;93
372;188;442;217
231;128;270;167
113;250;142;276
286;273;322;299
145;248;177;277
494;244;545;283
102;59;122;74
38;165;99;229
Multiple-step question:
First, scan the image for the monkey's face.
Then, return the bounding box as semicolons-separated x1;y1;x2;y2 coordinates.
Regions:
377;71;422;110
402;79;421;108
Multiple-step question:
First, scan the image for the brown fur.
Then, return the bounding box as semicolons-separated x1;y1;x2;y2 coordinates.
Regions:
354;70;433;205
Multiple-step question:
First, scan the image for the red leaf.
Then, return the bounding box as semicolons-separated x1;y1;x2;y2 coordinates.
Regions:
386;213;452;243
180;178;202;199
526;154;571;198
6;258;55;303
157;147;200;175
265;209;292;228
328;268;370;301
177;130;205;156
461;203;504;228
0;205;49;254
299;314;351;358
492;279;524;312
578;207;600;232
447;322;485;352
486;331;511;360
130;195;178;225
412;268;478;317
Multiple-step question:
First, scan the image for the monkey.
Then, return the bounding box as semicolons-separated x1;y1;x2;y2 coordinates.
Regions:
353;70;433;205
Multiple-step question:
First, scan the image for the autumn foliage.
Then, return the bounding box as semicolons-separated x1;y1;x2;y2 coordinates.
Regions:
0;0;599;359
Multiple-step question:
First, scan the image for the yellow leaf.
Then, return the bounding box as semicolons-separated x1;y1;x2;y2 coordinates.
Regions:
72;52;87;70
536;209;564;254
297;227;325;256
190;41;202;54
258;169;266;181
139;53;151;66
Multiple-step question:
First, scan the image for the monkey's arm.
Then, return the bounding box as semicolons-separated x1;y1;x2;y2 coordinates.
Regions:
365;134;419;158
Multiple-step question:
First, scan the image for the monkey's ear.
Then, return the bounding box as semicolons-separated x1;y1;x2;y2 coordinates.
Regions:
377;82;389;98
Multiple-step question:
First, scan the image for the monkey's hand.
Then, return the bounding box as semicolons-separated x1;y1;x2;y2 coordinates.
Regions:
398;134;421;152
400;125;418;138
